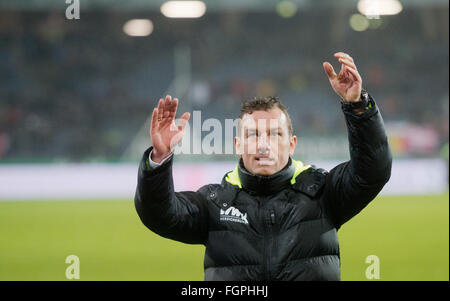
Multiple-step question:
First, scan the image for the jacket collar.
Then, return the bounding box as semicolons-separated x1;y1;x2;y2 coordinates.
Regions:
236;158;295;195
224;158;312;195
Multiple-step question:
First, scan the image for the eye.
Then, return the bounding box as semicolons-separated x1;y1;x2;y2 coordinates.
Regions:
270;131;280;136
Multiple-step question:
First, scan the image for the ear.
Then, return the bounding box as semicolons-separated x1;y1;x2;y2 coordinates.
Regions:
234;136;242;157
289;135;297;157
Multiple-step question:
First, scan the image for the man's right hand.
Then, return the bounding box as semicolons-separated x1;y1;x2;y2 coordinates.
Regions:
150;95;190;163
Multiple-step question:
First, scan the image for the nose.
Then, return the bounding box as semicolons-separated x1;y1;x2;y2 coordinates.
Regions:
257;133;270;154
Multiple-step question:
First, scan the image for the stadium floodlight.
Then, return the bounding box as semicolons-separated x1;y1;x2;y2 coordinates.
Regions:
349;14;370;32
123;19;154;37
357;0;403;18
160;1;206;18
276;1;298;18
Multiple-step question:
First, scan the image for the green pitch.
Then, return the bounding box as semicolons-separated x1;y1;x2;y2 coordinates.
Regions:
0;192;448;281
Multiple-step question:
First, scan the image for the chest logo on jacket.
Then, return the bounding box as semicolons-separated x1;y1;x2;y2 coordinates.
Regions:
220;207;249;225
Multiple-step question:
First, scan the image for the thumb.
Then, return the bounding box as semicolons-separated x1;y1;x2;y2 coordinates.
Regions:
170;112;190;149
178;112;191;131
323;62;337;80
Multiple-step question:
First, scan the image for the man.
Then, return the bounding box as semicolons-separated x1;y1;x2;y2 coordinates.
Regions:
134;52;392;280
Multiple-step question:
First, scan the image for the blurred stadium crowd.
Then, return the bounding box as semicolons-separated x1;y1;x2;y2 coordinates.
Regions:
0;8;448;162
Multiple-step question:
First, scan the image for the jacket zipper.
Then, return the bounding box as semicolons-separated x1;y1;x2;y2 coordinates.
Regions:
270;209;277;280
263;208;276;280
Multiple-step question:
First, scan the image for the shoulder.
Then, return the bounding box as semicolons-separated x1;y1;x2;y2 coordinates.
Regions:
197;183;223;198
197;181;240;209
291;165;329;198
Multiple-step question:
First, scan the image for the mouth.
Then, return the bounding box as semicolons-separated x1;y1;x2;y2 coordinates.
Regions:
255;156;275;166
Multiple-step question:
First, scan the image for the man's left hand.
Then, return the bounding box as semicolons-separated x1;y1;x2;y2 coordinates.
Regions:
323;52;362;102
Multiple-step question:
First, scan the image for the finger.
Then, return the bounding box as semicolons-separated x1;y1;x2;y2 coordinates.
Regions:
163;101;171;119
164;95;172;110
163;95;172;118
323;62;337;79
179;112;191;124
166;97;178;112
151;108;159;132
166;95;179;116
168;99;179;131
344;64;362;83
338;60;352;79
159;98;172;127
157;98;164;120
177;112;191;131
168;98;179;121
334;52;354;63
338;57;357;70
338;65;347;80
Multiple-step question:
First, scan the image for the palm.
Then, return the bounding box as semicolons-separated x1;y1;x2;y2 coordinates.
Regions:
323;52;362;102
329;75;360;101
151;122;181;154
150;95;190;161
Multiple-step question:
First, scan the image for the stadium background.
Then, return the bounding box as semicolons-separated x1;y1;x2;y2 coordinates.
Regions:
0;0;448;280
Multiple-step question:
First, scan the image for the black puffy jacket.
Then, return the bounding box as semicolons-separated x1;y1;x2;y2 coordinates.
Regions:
134;95;392;281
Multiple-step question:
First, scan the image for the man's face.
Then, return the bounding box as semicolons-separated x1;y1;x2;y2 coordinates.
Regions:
234;108;297;176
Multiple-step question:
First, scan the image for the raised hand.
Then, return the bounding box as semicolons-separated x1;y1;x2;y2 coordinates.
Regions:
323;52;362;102
150;95;190;163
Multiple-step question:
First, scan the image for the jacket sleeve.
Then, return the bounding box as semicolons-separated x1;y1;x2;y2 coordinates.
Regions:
323;95;392;229
134;147;209;245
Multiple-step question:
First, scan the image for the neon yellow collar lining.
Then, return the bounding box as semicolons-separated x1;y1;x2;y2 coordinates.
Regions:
225;159;311;188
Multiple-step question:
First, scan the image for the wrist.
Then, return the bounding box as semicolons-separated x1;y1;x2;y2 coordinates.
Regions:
151;148;171;163
341;94;361;103
341;89;370;113
352;107;366;115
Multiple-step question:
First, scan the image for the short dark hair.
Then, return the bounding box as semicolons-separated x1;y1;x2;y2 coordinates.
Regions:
239;96;294;136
